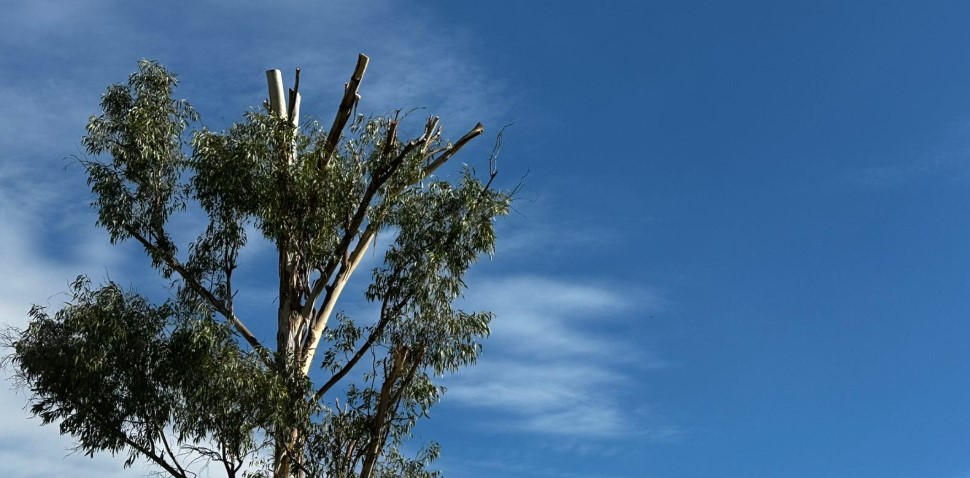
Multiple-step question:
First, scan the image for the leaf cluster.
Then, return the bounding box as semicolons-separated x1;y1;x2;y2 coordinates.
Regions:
7;277;284;475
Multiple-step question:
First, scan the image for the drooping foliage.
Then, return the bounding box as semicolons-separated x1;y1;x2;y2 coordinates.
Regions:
4;58;511;478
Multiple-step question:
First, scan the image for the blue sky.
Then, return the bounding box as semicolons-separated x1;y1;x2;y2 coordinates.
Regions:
4;1;970;477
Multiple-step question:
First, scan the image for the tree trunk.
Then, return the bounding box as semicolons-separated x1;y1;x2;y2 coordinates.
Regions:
267;67;307;478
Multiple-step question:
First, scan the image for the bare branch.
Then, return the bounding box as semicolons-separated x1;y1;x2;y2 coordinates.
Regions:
475;123;510;203
320;54;369;170
423;122;485;175
300;230;374;376
380;119;399;162
159;430;189;478
287;67;301;126
124;435;188;478
265;69;286;118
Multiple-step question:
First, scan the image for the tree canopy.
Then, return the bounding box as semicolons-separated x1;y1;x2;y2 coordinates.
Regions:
3;55;511;478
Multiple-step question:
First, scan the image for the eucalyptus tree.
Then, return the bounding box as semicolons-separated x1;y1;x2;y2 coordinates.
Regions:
4;55;510;478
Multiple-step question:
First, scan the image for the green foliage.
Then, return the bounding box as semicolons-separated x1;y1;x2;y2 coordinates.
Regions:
4;59;511;478
9;277;276;472
82;60;198;273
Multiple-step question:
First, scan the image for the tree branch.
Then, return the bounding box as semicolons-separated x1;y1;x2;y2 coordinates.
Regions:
287;67;301;126
55;395;190;478
304;113;443;320
300;119;400;321
125;227;267;356
300;63;485;379
422;122;484;176
312;295;406;402
159;429;189;478
123;434;188;478
387;348;424;418
319;53;369;170
299;230;374;375
359;348;403;478
300;124;426;371
301;121;485;374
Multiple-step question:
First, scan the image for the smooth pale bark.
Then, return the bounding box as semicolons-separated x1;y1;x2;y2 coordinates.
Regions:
300;234;373;375
265;69;287;118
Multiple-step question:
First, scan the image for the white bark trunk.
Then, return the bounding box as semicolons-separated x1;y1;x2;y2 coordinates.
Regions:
265;69;287;118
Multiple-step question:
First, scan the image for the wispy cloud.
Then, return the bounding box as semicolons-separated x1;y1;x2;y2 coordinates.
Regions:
846;118;970;190
0;181;138;478
444;275;675;439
